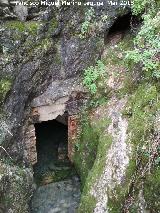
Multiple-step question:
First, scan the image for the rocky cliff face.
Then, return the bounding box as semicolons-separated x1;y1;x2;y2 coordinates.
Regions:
0;1;159;213
72;34;160;212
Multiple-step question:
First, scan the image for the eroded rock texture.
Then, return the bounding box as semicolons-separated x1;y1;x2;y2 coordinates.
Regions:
0;1;133;212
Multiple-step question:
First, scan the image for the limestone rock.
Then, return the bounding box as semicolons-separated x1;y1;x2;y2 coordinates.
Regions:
14;5;28;21
0;161;34;212
0;3;132;213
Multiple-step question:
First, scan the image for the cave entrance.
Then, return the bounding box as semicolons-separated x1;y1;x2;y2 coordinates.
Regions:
33;113;76;185
108;13;131;35
31;113;81;212
104;13;132;44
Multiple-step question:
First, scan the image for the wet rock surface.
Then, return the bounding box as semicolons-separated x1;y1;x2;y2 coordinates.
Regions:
30;119;81;213
31;177;81;213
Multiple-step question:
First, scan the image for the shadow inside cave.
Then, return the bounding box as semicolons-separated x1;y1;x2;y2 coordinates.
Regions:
31;116;81;213
33;117;76;185
104;13;132;45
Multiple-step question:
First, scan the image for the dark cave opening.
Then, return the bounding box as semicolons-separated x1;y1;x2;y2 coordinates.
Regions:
33;115;77;185
104;12;132;44
109;13;131;34
31;115;81;212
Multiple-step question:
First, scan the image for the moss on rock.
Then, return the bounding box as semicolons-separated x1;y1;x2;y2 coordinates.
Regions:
73;113;100;186
107;82;160;211
79;132;112;212
0;160;33;212
77;32;160;212
144;167;160;212
5;21;40;36
47;18;59;35
72;108;112;212
0;78;12;104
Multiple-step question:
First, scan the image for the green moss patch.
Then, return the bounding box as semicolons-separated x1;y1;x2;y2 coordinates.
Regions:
79;132;112;212
0;79;12;104
0;160;33;212
144;167;160;212
35;167;77;186
107;158;137;212
107;83;160;211
72;109;112;212
125;83;159;152
73;114;100;187
47;18;59;35
102;34;134;67
5;21;40;36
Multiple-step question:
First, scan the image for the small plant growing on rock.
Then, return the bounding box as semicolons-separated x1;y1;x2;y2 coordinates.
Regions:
80;8;95;38
125;0;160;79
83;60;106;95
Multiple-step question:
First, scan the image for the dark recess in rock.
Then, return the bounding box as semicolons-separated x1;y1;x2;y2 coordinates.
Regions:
104;12;132;44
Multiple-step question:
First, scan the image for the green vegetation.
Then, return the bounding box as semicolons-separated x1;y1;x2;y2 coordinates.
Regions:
35;167;77;186
0;161;33;212
6;21;26;32
124;0;160;175
108;83;160;211
131;0;157;15
3;20;41;55
82;59;109;108
126;0;160;79
73;113;100;186
82;33;132;105
79;8;95;38
47;18;59;35
78;28;135;212
83;60;106;95
22;37;53;59
72;109;112;212
79;9;110;39
126;84;159;144
0;79;12;104
31;38;53;55
79;0;160;211
79;130;112;212
108;159;138;212
144;167;160;211
4;18;59;57
6;21;40;35
125;84;160;212
106;1;160;210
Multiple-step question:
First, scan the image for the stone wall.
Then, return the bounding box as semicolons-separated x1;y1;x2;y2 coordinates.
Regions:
24;124;37;165
68;115;80;162
24;94;83;165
